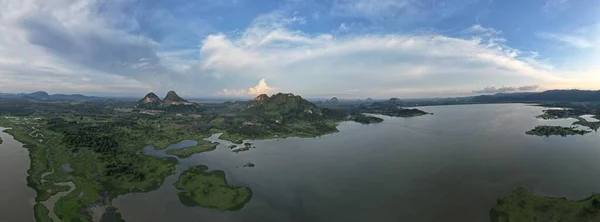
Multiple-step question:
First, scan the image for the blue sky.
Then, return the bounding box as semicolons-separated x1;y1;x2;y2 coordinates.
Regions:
0;0;598;98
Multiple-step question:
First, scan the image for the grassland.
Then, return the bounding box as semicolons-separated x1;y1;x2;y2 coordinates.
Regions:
174;165;252;211
491;187;600;222
165;140;219;158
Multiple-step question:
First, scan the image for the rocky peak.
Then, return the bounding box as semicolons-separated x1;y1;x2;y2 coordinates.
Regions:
163;91;186;102
389;98;402;104
253;94;270;102
327;97;339;103
141;92;161;103
136;92;163;108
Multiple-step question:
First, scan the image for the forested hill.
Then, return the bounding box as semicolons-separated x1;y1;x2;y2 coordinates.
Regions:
244;93;347;123
473;90;600;103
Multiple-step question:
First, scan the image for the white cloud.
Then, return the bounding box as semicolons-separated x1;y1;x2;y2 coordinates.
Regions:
193;14;585;98
543;0;570;12
0;0;174;95
473;85;540;94
0;1;596;98
330;0;481;23
538;33;595;49
218;79;276;97
248;79;276;95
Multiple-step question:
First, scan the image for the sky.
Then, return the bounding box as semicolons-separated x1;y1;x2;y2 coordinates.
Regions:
0;0;598;99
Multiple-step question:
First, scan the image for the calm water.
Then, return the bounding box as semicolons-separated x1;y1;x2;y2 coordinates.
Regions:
2;104;600;222
112;104;600;222
0;128;36;222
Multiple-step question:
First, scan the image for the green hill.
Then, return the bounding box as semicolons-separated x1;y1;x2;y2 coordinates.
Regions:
244;93;339;123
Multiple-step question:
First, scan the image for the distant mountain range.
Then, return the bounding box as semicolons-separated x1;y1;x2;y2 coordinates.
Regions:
0;91;97;100
472;90;600;103
2;89;599;104
136;91;201;112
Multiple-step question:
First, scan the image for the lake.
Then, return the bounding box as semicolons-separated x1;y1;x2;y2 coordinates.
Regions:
111;104;600;222
2;104;599;222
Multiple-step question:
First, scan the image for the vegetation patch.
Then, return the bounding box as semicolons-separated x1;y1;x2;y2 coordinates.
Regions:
491;187;600;222
33;203;52;222
349;114;384;124
165;140;219;158
174;165;252;211
526;126;590;137
572;118;600;131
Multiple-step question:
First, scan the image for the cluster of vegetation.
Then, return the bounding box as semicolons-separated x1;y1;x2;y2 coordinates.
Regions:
0;112;222;221
527;104;600;136
526;126;590;137
174;165;252;211
536;108;589;120
356;99;431;117
491;187;600;222
573;118;600;131
165;141;219;158
349;113;384;124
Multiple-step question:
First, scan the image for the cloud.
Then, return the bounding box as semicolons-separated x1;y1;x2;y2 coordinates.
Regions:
518;85;540;91
330;0;483;23
538;33;594;49
0;0;174;95
193;13;575;98
218;79;277;97
473;85;539;94
0;0;596;98
249;79;276;95
543;0;570;12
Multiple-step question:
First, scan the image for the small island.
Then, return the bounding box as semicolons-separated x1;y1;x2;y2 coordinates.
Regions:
165;141;219;158
526;126;590;137
491;187;600;222
349;113;384;124
359;98;431;118
573;117;600;131
174;165;252;211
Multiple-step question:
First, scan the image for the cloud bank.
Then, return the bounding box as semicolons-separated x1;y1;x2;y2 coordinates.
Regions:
0;0;597;98
473;85;540;94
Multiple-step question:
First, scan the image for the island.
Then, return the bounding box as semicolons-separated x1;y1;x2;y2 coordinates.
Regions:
349;113;384;124
573;117;600;131
534;106;600;131
174;165;252;211
526;126;590;137
165;141;219;158
491;187;600;222
356;98;431;117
